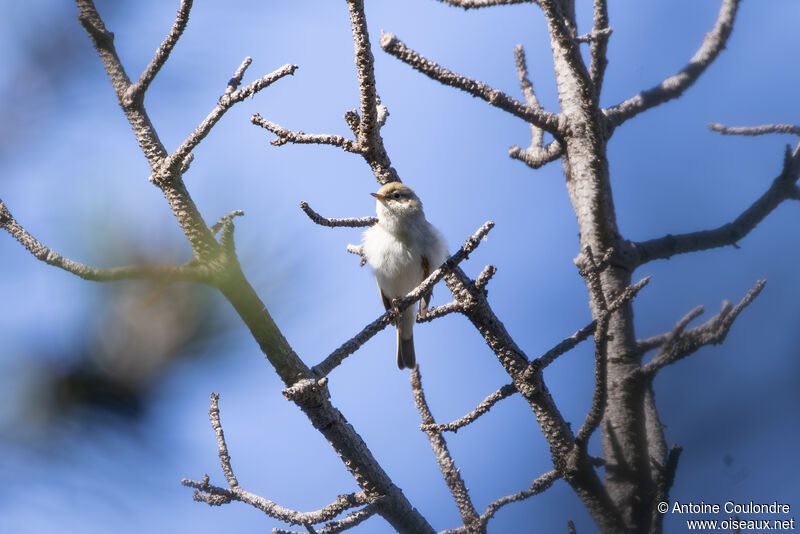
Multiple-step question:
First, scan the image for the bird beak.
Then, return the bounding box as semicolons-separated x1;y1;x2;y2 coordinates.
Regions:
370;192;386;201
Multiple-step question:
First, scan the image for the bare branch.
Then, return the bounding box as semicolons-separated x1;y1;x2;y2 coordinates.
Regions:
253;0;400;184
208;393;238;488
642;280;765;376
628;138;800;267
709;123;800;137
567;519;578;534
183;476;371;527
605;0;740;127
272;498;386;534
534;275;651;370
434;0;538;9
509;45;565;169
534;320;597;369
299;202;377;228
636;305;704;356
474;264;497;291
161;63;298;179
514;45;544;147
0;199;209;283
588;0;610;98
189;392;377;526
128;0;194;101
422;383;517;433
480;470;560;526
509;140;564;170
209;211;245;240
311;221;495;376
575;311;609;448
438;470;560;534
381;32;561;135
417;300;462;323
251;115;360;153
345;0;379;151
411;367;480;527
225;57;252;96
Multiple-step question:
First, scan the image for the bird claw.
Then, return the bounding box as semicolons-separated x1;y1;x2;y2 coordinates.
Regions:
389;298;401;325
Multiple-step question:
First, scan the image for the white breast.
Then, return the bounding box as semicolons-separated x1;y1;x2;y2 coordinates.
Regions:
362;224;425;299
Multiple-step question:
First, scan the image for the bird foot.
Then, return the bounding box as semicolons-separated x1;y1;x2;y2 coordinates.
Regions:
389;298;401;325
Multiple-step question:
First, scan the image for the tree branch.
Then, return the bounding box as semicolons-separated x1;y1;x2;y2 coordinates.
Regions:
272;498;387;534
161;63;298;180
208;392;238;488
0;199;209;283
184;394;373;527
434;0;538;9
440;470;560;533
628;137;800;267
253;0;401;184
605;0;740;128
251;114;361;153
225;56;252;96
708;123;800;137
421;383;517;433
299;202;377;228
588;0;610;99
411;367;480;528
183;476;372;527
509;45;564;169
311;221;495;377
641;280;765;376
128;0;194;102
380;32;561;135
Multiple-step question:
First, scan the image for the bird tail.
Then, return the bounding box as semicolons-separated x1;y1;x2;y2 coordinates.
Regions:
396;311;416;369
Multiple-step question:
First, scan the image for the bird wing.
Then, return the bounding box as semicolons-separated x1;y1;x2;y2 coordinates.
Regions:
376;277;392;311
420;255;432;314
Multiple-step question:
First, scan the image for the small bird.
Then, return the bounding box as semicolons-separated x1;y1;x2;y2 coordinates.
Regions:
362;182;448;369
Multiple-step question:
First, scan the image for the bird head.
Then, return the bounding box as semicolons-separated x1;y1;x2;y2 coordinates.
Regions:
371;182;423;221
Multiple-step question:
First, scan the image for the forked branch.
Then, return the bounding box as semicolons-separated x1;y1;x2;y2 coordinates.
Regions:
183;394;374;528
509;45;563;169
641;280;766;376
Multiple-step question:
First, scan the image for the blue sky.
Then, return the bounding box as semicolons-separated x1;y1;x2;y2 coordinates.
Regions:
1;1;799;532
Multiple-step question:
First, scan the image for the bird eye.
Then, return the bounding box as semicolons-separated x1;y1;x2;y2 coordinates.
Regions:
393;192;401;199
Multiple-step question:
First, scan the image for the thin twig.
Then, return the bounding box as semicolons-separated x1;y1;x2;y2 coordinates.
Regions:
606;0;740;127
161;63;298;180
434;0;538;8
226;57;252;96
708;123;800;137
0;199;209;283
208;393;238;487
588;0;610;99
299;201;377;228
411;367;480;526
183;477;370;526
417;300;462;323
311;221;495;376
252;115;361;153
272;497;387;534
128;0;194;102
641;280;766;376
381;32;561;135
422;383;517;433
628;137;800;267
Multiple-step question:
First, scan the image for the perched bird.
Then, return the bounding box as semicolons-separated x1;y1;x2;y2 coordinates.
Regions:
362;182;448;369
